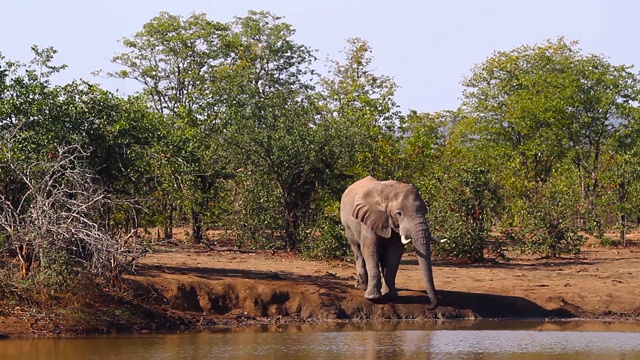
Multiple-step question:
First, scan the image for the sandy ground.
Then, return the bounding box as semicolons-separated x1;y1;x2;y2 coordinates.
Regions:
2;235;640;338
131;236;640;322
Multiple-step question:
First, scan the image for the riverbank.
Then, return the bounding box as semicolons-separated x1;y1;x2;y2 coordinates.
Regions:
1;238;639;338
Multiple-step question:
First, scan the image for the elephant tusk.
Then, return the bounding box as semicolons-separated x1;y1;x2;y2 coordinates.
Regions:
401;235;412;244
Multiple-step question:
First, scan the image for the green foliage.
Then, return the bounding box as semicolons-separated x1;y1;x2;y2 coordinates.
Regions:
35;250;77;289
598;236;620;247
319;37;401;179
104;11;232;242
503;176;585;257
227;171;283;250
399;110;505;261
0;48;151;290
497;164;584;257
105;11;230;117
462;37;640;240
300;200;351;261
599;112;640;245
397;110;449;184
216;11;339;251
429;165;502;261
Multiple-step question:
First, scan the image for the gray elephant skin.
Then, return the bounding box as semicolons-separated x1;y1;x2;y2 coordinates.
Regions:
340;176;438;309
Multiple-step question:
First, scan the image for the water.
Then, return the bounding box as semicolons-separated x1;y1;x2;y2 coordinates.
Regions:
2;320;640;360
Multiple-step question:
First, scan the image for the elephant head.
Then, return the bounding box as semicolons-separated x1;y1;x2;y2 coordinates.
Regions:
352;180;438;309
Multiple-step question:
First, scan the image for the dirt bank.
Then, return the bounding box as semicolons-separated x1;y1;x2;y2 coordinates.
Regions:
131;241;640;321
2;238;640;338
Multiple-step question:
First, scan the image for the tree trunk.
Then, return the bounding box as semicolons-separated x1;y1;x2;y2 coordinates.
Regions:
17;244;33;279
620;213;627;247
283;208;298;252
190;206;203;244
618;181;628;247
163;197;173;240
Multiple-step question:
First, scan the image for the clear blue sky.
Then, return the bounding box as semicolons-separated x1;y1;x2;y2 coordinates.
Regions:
2;0;638;113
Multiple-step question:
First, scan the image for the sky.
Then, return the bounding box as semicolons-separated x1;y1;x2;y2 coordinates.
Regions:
2;0;639;113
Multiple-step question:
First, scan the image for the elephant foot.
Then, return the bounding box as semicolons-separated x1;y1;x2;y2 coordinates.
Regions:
355;281;368;291
382;288;398;298
364;288;383;300
381;282;398;297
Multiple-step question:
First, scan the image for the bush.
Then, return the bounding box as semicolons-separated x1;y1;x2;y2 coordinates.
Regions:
428;165;502;262
226;173;284;250
599;236;621;247
300;202;350;261
0;144;147;283
504;221;584;258
504;179;584;257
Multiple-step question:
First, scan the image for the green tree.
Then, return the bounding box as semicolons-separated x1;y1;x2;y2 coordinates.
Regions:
504;166;585;257
461;37;640;252
319;37;400;179
397;110;450;185
399;110;503;261
0;48;150;284
104;12;232;242
1;47;155;217
560;51;640;236
461;38;577;188
218;11;346;251
602;109;640;245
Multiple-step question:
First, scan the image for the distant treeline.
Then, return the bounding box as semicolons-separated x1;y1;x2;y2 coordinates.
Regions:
1;11;640;286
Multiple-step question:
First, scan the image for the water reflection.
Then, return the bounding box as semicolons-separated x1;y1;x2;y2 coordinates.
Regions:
2;320;640;360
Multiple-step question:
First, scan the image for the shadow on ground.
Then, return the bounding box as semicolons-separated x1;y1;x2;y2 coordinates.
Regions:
435;290;576;318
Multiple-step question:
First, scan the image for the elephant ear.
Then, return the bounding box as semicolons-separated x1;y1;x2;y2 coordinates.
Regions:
352;185;391;238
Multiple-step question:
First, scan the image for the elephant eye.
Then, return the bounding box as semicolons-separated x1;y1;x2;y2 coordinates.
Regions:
394;209;403;218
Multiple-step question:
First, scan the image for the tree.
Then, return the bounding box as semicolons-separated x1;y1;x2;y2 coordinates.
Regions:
218;11;343;251
603;108;640;245
461;37;640;246
105;12;230;117
461;38;577;188
0;49;149;284
0;144;145;281
397;110;450;185
399;110;503;261
104;12;232;242
560;51;640;235
319;37;401;179
2;46;155;213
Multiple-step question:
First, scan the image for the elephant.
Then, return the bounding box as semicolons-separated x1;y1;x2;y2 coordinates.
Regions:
340;176;438;309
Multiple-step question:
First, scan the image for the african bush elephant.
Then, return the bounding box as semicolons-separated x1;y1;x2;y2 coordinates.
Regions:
340;176;438;309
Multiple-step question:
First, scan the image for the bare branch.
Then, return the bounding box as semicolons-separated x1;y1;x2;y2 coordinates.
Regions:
0;142;148;280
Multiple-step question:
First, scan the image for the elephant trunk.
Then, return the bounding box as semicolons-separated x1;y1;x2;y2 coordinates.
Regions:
410;217;438;310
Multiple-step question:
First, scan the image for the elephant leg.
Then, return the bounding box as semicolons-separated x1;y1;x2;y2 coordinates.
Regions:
361;233;382;300
381;240;404;298
345;227;367;290
378;248;389;296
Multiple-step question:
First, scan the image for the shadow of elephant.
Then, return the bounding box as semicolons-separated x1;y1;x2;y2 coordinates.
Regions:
382;289;577;319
